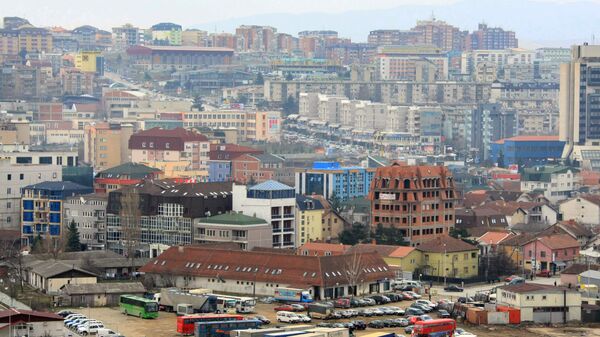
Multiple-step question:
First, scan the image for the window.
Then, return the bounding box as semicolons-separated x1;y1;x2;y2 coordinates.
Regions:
540;251;546;258
6;174;11;180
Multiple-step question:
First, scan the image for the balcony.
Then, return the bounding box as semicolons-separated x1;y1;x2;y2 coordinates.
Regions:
282;241;294;247
272;227;282;233
232;236;247;241
282;227;293;232
271;214;282;219
283;213;294;218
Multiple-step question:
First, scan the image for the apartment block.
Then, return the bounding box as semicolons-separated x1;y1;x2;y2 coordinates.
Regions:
83;123;133;172
369;163;458;246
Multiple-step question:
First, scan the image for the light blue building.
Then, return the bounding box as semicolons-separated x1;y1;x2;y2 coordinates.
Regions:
207;160;232;182
295;162;376;201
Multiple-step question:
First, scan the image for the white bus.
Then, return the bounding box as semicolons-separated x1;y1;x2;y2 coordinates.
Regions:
214;295;256;313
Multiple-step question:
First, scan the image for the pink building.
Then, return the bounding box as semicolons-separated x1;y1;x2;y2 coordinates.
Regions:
522;234;580;273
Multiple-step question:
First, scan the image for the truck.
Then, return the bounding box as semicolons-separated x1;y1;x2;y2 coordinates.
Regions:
274;287;313;303
155;288;216;313
231;328;285;337
307;303;333;319
306;328;350;337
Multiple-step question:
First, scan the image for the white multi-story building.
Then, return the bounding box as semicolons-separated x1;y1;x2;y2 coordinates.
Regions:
63;194;107;250
462;48;535;76
0;159;62;229
520;166;579;203
232;180;296;249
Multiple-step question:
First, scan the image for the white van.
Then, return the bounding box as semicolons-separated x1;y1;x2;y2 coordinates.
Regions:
276;311;301;323
396;280;422;289
97;328;124;337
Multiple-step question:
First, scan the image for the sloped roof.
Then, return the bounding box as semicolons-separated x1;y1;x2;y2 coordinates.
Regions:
199;213;267;226
297;242;349;255
416;236;478;253
140;246;393;287
559;220;594;238
248;180;294;191
346;243;400;257
388;246;417;258
60;282;145;295
499;233;537;247
580;270;600;279
534;234;580;250
478;231;515;245
296;195;324;211
0;309;62;322
561;263;600;275
97;162;161;179
499;283;575;294
29;261;97;278
23;181;91;192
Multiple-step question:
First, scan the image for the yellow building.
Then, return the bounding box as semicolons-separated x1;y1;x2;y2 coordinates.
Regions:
75;51;102;73
416;236;479;279
296;195;325;246
18;27;53;53
142;160;208;182
383;247;423;275
83;123;133;171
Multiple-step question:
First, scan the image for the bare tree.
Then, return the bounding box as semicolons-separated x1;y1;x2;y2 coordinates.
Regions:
120;188;142;279
0;237;25;292
343;251;365;297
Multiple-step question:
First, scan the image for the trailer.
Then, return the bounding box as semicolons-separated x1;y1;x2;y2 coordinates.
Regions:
306;328;350;337
307;303;333;319
156;288;216;313
274;287;313;302
231;328;285;337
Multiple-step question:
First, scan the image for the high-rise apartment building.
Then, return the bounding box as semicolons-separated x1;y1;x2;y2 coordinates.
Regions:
367;30;421;46
411;19;465;51
182;29;208;46
151;22;182;45
112;24;142;50
369;163;457;246
235;25;276;52
560;45;600;160
295;161;376;201
83;122;134;172
465;23;517;51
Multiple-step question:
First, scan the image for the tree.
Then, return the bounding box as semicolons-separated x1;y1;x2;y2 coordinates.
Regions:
497;149;505;168
450;227;469;239
255;72;264;85
338;222;370;245
120;188;142;279
65;220;82;252
1;236;25;292
343;251;365;296
371;224;409;246
328;192;342;214
192;96;205;112
282;95;298;116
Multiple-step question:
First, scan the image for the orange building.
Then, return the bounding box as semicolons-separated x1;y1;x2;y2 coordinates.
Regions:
369;162;458;246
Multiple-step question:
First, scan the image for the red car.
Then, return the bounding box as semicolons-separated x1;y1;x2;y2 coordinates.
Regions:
504;275;519;282
273;304;294;312
537;270;551;277
408;316;424;325
401;292;414;300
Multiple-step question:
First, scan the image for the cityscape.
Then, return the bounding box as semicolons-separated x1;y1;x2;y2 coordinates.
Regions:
1;2;600;337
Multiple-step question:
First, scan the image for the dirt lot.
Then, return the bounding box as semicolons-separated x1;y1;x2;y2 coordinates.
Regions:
72;301;600;337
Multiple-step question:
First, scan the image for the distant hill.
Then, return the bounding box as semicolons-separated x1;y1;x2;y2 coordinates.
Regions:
193;0;600;47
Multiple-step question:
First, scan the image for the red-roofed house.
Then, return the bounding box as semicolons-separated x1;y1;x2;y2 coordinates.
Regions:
477;231;515;255
129;127;210;170
140;245;394;299
522;234;580;273
0;308;64;337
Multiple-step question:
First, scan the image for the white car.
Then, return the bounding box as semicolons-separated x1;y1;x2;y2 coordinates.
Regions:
276;311;301;323
455;328;477;337
296;314;311;323
77;323;105;335
416;299;437;309
97;328;124;337
72;319;101;330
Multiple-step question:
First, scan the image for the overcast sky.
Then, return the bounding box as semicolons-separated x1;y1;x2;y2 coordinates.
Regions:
7;0;600;46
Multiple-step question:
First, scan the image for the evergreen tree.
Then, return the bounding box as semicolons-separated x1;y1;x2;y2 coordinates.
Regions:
66;220;82;252
31;233;43;253
328;192;342;213
497;149;505;168
255;72;264;85
192;96;205;111
282;95;299;116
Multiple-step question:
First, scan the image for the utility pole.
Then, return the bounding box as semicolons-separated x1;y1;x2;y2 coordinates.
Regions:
443;244;447;286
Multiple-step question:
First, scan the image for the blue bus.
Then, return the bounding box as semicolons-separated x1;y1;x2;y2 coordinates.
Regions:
194;320;262;337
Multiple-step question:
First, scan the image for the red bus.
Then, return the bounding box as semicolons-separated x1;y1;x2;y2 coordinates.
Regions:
177;314;244;335
411;319;456;337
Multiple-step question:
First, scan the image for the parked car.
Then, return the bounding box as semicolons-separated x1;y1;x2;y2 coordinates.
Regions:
400;292;414;300
273;304;294;312
254;315;271;324
316;323;335;328
406;307;425;316
369;295;390;304
358;309;374;317
340;322;355;331
290;304;306;312
350;320;367;330
420;315;433;321
371;308;385;316
57;310;75;318
404;291;422;299
504;275;519;282
368;320;386;329
350;298;363;307
395;284;415;291
276;311;301;323
404;325;415;334
297;314;312;323
260;297;276;304
508;277;526;285
408;315;424;325
386;306;405;315
457;296;474;304
362;298;376;306
444;285;464;292
410;302;433;312
97;329;124;337
396;318;410;327
416;299;437;309
347;309;359;317
329;311;342;319
379;307;396;315
78;323;105;336
339;310;353;318
437;309;451;318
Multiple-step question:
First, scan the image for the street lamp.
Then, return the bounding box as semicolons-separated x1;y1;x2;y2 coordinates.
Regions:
443;244;447;286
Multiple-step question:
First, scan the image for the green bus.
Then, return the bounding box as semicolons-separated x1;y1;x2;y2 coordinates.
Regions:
119;295;159;319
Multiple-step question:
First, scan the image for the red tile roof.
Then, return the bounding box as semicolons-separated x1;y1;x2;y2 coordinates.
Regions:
297;242;349;256
478;231;514;245
129;127;208;151
388;246;417;258
416;235;478;253
0;309;63;322
140;246;394;287
535;234;580;250
209;144;263;160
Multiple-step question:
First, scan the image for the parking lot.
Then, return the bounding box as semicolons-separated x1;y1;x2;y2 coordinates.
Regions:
67;286;600;337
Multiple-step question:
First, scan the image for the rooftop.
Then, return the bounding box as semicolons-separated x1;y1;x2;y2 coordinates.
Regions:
478;231;514;245
23;181;92;193
296;195;324;211
499;283;576;294
97;162;162;179
60;282;145;295
417;235;478;253
248;180;294;192
530;234;580;250
199;212;268;226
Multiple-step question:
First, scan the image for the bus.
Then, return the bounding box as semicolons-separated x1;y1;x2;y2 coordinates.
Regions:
215;297;238;314
194;320;262;337
177;314;244;335
212;295;256;313
411;319;456;337
119;295;159;319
